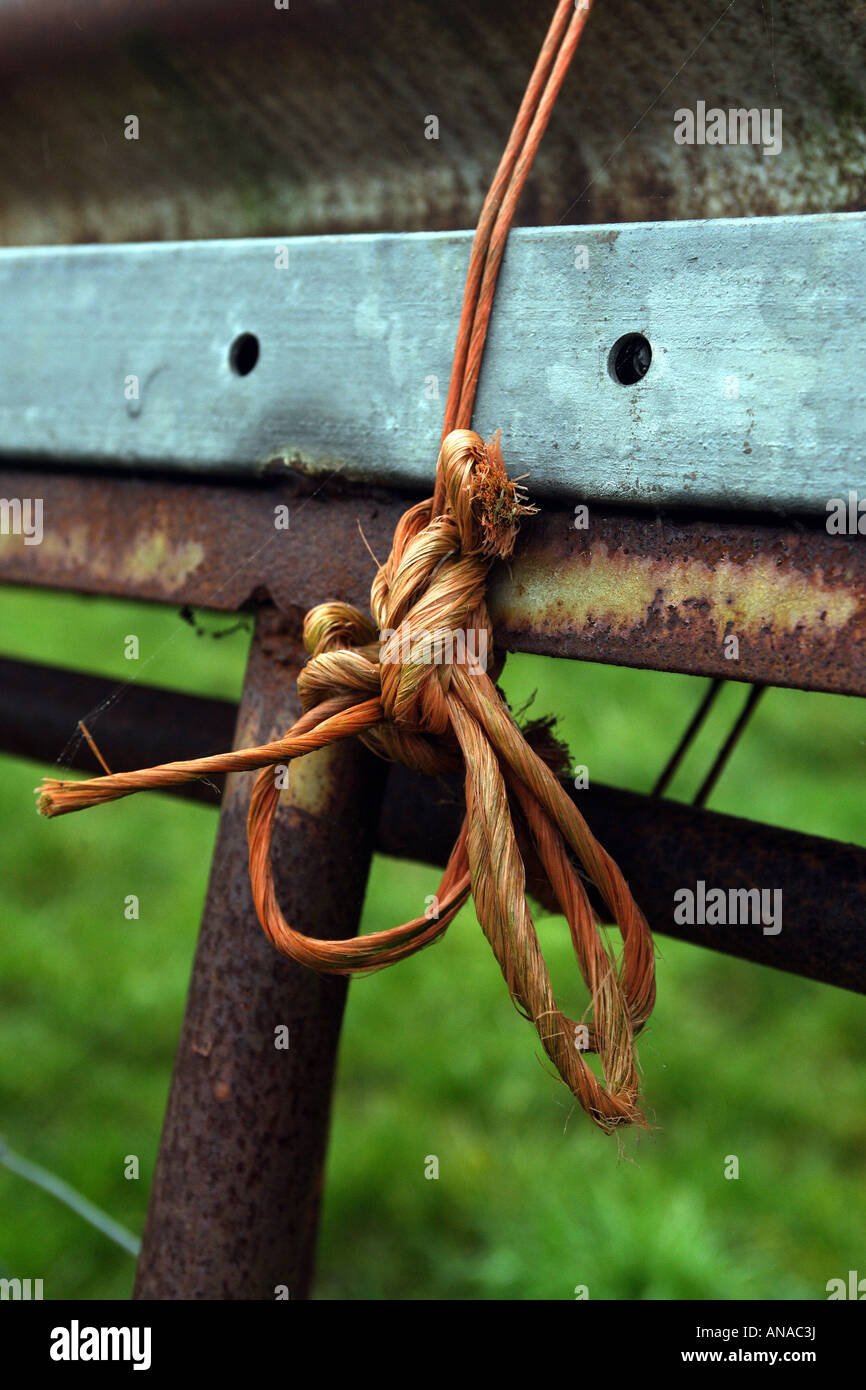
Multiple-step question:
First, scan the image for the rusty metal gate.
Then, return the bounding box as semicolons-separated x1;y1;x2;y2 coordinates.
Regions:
0;0;864;1300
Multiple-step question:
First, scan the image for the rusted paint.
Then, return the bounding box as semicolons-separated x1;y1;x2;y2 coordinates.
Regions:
1;523;207;594
488;510;866;696
0;467;405;620
506;545;858;642
3;468;863;696
133;608;387;1300
281;745;345;818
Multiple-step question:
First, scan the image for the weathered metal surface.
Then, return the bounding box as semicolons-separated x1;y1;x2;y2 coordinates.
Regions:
133;608;387;1300
2;216;864;512
488;507;866;696
377;764;866;996
0;467;404;620
0;654;234;804
2;468;864;696
0;0;863;246
8;652;864;992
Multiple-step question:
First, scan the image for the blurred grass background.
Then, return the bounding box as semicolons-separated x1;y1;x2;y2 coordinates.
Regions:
0;582;863;1300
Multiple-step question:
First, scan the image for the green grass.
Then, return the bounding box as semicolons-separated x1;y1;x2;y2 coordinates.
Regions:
0;584;863;1300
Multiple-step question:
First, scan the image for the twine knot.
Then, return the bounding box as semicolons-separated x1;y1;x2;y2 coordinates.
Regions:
298;429;532;775
37;428;656;1133
250;428;655;1133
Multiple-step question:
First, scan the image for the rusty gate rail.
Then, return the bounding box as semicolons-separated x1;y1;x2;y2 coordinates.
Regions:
4;652;864;996
1;468;864;695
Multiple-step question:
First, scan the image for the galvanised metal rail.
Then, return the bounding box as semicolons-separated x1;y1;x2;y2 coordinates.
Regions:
0;214;863;512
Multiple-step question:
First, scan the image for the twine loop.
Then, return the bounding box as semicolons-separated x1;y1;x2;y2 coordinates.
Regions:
243;425;656;1134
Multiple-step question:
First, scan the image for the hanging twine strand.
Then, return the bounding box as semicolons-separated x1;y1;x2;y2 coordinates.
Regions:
37;0;657;1134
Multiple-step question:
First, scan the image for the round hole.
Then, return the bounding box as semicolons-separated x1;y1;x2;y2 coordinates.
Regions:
608;332;652;386
229;332;260;376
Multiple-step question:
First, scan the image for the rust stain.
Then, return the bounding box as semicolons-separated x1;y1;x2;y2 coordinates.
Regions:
6;521;204;593
508;543;859;641
279;744;342;817
124;532;205;590
487;509;866;693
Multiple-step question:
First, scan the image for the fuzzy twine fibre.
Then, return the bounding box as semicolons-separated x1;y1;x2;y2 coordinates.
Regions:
37;0;658;1132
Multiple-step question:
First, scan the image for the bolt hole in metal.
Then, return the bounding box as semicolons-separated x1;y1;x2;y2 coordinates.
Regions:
229;332;260;376
608;332;652;385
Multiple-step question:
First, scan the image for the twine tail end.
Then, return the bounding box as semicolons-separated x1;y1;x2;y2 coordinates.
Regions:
36;781;76;818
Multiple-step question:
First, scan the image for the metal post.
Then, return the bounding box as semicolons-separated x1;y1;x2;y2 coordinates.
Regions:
133;606;386;1300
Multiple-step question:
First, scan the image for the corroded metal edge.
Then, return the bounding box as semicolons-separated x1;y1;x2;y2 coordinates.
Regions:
7;653;862;995
489;508;866;695
1;468;863;695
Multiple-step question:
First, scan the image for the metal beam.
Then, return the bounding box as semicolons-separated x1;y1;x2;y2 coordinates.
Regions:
2;468;865;696
6;653;863;995
133;608;387;1300
1;214;863;512
378;763;866;998
1;0;862;248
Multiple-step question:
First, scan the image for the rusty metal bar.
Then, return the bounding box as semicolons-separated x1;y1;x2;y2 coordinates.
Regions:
377;764;866;996
2;468;865;695
133;607;387;1300
4;652;864;994
0;654;234;803
487;506;866;694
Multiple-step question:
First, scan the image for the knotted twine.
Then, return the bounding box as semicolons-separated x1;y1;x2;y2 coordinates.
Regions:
38;0;657;1133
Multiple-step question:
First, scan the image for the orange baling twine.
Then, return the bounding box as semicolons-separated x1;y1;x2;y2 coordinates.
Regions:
38;0;656;1133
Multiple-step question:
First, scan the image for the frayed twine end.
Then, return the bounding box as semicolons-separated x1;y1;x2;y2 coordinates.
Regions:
470;430;537;559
